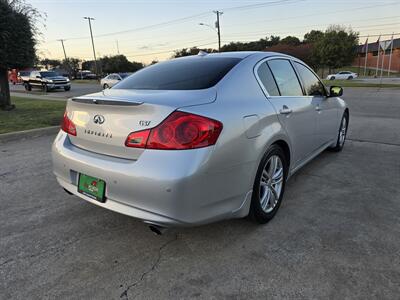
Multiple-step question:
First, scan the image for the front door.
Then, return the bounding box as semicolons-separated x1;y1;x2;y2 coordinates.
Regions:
293;62;338;147
258;59;318;166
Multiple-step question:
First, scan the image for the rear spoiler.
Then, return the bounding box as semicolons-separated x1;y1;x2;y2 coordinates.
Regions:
72;97;143;106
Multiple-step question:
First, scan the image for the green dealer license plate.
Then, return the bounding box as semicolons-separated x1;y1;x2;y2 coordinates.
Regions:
78;174;106;202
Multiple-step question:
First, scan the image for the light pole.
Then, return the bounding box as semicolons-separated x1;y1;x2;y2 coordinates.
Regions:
83;16;99;78
199;10;223;52
199;22;219;51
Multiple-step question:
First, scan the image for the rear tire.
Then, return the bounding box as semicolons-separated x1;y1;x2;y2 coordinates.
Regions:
330;112;349;152
249;144;288;224
347;76;353;80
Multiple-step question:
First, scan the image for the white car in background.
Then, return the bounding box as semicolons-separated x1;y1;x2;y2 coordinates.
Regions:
100;73;131;89
327;71;358;80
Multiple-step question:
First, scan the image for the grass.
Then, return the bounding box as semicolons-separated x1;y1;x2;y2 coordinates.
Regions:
0;96;66;134
322;79;400;88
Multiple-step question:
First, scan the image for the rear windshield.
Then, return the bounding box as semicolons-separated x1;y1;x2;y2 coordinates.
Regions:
114;57;241;90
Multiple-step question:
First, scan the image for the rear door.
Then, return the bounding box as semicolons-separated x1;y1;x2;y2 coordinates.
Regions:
293;61;338;147
257;58;318;166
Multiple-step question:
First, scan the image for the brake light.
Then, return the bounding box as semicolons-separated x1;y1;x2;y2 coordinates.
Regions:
125;129;150;148
61;111;77;136
125;111;223;150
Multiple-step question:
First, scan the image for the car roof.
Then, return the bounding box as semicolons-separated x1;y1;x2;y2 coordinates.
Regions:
180;51;290;59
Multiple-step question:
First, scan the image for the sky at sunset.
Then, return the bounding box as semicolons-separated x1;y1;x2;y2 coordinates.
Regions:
31;0;400;64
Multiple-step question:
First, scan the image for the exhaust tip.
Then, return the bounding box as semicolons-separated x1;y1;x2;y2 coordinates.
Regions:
149;225;166;235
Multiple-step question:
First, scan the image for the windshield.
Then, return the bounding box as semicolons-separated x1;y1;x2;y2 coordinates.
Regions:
114;57;241;90
40;72;58;78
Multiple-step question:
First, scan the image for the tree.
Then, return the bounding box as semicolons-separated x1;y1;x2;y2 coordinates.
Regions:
41;58;61;70
303;30;324;44
0;0;41;110
313;26;358;72
100;55;144;74
61;57;81;77
173;47;216;58
268;43;314;67
221;35;280;52
280;36;301;46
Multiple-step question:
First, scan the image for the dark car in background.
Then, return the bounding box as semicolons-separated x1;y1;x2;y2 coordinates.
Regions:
76;70;97;80
25;71;71;92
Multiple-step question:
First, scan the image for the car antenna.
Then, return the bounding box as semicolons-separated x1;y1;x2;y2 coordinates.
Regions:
198;50;208;56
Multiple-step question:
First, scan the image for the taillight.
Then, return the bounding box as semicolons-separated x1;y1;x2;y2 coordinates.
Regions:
125;111;223;150
61;111;77;136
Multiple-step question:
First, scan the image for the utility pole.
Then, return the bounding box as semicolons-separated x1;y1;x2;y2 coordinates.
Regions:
116;40;120;54
83;17;99;79
58;39;68;61
57;39;71;78
213;10;223;52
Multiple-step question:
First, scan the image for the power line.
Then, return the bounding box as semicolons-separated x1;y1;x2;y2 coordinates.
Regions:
223;1;400;29
48;0;304;42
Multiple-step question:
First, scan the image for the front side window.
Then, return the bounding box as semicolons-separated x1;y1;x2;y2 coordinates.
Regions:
257;62;280;96
294;62;326;96
114;57;242;90
267;59;303;96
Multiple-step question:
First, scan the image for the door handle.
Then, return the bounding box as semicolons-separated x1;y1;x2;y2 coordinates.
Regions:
279;105;292;115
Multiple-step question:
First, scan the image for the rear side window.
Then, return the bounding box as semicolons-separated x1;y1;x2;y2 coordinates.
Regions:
115;57;241;90
267;59;303;96
257;63;280;96
294;62;326;96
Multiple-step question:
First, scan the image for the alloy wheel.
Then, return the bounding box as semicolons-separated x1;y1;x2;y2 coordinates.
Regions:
259;155;284;213
339;117;347;146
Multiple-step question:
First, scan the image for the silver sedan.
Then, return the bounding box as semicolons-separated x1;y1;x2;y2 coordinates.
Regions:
52;52;348;231
100;73;131;89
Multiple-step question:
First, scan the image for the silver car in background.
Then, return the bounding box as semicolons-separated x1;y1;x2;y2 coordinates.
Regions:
100;73;131;89
52;52;349;230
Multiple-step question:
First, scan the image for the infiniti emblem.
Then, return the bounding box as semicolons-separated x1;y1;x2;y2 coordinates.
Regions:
93;115;105;124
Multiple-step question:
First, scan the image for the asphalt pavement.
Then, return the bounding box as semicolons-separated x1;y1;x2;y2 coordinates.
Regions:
1;87;399;299
10;82;102;100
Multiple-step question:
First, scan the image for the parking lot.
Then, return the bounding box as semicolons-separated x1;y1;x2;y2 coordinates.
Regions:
10;82;102;100
1;87;399;299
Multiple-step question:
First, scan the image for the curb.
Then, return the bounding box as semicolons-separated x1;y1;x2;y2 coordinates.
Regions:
0;126;60;143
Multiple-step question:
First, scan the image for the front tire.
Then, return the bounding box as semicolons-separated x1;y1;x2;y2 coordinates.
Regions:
347;76;353;80
103;84;109;89
24;83;31;91
330;112;349;152
249;145;288;224
330;76;335;80
64;86;71;91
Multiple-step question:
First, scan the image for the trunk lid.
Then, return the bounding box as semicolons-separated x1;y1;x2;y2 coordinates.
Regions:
66;88;216;159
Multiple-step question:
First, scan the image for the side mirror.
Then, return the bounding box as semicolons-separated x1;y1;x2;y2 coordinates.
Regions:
329;86;343;97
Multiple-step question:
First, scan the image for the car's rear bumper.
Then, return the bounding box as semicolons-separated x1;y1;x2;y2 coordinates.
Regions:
52;131;252;227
